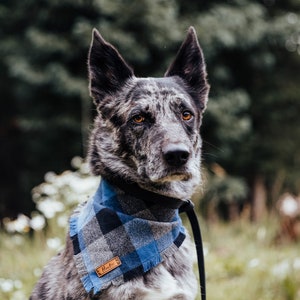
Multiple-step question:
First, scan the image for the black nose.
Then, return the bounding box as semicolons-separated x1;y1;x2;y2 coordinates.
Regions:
163;144;190;167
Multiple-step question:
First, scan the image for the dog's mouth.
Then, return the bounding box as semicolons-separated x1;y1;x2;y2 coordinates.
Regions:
150;171;192;183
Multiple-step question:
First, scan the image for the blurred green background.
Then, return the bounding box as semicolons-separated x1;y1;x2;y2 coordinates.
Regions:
1;0;300;299
1;0;300;221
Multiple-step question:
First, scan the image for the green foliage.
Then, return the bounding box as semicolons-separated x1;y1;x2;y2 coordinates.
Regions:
283;276;298;300
200;173;249;221
203;89;251;164
0;0;184;217
1;0;300;217
195;0;300;210
203;175;248;205
204;221;300;300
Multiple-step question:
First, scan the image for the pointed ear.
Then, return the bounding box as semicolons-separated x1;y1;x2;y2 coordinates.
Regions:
88;29;134;104
165;27;209;110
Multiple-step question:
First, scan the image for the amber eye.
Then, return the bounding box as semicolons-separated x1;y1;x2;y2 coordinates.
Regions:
132;115;145;124
181;111;193;121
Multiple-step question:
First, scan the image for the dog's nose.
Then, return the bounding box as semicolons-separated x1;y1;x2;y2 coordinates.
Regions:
163;144;190;167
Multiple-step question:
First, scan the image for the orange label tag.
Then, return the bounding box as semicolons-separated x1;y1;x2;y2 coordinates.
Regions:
95;256;122;277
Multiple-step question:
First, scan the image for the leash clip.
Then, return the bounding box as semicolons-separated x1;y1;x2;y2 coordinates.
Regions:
179;199;194;213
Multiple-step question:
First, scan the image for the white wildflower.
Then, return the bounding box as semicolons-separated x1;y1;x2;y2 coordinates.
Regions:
30;214;46;231
11;291;26;300
257;227;266;241
37;198;65;219
41;183;57;196
271;259;290;278
11;235;24;245
47;237;62;250
57;215;68;227
293;257;300;270
14;214;30;233
79;161;90;174
13;280;23;289
69;176;99;195
280;195;299;217
0;278;14;292
44;171;57;183
33;268;42;277
71;156;83;168
32;192;41;201
3;214;30;233
54;171;75;188
203;242;210;257
248;258;260;268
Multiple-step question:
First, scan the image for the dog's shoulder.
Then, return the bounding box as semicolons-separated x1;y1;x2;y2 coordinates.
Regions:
30;236;88;300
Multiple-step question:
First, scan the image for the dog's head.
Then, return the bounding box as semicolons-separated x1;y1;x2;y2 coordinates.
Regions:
88;27;209;199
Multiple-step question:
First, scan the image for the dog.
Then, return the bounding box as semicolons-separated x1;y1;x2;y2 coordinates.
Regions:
30;26;209;300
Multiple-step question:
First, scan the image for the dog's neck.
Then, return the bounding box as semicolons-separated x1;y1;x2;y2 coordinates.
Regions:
105;178;187;222
70;179;187;294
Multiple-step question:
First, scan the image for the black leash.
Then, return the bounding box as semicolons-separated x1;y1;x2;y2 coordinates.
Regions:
179;200;206;300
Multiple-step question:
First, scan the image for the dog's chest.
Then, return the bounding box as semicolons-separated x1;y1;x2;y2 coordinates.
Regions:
98;235;198;300
69;180;197;298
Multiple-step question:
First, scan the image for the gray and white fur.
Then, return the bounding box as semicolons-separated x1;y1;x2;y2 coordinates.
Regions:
30;26;209;300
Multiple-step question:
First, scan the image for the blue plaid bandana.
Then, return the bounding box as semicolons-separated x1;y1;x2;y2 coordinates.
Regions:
69;179;186;295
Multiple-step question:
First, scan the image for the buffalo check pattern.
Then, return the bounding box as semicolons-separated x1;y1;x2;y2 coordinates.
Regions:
69;179;186;295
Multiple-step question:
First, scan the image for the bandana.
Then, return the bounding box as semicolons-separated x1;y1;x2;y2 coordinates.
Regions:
69;179;186;295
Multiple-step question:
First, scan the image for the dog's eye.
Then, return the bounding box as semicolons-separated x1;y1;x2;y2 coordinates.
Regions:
132;115;145;124
181;111;193;121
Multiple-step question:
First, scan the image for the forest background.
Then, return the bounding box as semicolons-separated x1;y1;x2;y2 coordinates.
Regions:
1;0;300;221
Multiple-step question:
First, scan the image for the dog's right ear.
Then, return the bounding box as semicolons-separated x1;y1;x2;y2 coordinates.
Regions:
88;29;134;104
165;27;209;110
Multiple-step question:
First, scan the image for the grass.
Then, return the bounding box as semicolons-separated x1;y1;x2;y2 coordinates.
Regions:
0;228;62;299
1;217;300;299
200;219;300;300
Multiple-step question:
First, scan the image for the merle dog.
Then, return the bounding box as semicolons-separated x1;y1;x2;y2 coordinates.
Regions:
31;27;209;300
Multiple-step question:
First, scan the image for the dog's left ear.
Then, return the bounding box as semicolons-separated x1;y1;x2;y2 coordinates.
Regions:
165;27;209;110
88;29;134;105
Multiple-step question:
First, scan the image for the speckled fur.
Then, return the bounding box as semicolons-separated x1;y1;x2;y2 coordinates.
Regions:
31;27;209;300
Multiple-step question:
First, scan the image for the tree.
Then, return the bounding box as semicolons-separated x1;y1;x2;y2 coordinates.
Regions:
1;0;300;221
0;0;187;218
182;0;300;220
0;0;89;217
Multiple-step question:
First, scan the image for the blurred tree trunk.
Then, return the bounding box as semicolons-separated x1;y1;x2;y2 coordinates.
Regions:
228;203;240;221
270;170;286;208
251;175;267;222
